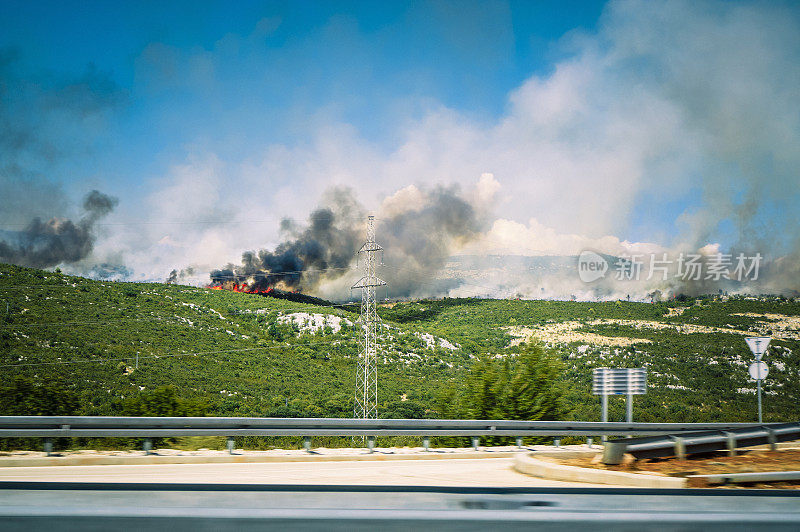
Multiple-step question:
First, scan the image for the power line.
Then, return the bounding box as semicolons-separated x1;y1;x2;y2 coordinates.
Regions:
381;264;505;294
0;336;362;369
0;217;386;229
207;266;356;278
0;266;357;290
0;219;301;228
0;317;186;328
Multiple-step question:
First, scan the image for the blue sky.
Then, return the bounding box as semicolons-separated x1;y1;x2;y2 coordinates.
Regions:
1;0;798;293
0;0;604;201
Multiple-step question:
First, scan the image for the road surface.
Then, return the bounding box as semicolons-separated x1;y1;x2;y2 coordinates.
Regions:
0;457;605;487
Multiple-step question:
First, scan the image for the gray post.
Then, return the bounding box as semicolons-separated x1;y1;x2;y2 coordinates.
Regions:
602;441;627;465
367;436;375;453
670;436;686;460
765;427;777;451
601;392;608;442
516;437;523;450
44;438;53;457
724;432;737;457
626;392;633;423
586;437;593;448
757;378;763;423
143;438;152;455
554;438;560;448
227;437;235;455
303;436;312;453
423;436;430;451
471;436;479;451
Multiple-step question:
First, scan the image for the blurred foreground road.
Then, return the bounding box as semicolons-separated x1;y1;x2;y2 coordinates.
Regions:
0;457;605;487
4;459;800;530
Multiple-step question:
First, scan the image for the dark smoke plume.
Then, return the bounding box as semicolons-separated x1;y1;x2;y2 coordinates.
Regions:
210;188;363;292
166;266;195;284
0;190;119;268
209;185;487;299
377;185;486;298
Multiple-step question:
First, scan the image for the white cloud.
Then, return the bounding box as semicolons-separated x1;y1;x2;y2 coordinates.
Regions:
97;0;800;296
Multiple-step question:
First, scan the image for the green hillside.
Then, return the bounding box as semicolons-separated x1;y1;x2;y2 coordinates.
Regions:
0;263;463;420
379;297;800;423
1;262;799;429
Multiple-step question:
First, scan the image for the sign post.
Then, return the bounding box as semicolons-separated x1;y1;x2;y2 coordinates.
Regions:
745;337;771;423
748;361;770;423
593;368;647;441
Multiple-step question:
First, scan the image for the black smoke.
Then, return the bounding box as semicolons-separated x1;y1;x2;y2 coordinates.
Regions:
209;184;487;299
210;208;361;291
378;185;486;298
0;190;119;268
0;48;126;271
210;189;363;291
166;266;195;284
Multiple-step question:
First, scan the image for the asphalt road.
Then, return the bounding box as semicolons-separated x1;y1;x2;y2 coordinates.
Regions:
0;457;605;487
2;484;799;531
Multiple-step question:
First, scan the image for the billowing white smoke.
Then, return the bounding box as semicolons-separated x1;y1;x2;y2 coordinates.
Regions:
82;0;798;298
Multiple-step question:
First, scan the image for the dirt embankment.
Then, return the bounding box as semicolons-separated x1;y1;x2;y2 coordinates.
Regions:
548;449;800;489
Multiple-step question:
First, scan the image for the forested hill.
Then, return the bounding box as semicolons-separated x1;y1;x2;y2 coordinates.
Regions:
1;262;799;425
0;263;466;419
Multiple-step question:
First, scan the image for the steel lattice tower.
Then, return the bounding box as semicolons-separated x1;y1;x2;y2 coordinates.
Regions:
352;215;386;419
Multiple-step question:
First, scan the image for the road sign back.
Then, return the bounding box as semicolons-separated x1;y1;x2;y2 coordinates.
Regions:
748;361;769;380
745;337;771;360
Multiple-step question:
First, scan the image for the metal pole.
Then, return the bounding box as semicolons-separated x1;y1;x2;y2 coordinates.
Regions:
601;392;608;442
757;378;763;423
627;392;633;423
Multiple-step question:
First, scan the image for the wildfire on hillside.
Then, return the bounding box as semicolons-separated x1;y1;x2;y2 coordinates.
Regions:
208;280;274;295
207;279;334;306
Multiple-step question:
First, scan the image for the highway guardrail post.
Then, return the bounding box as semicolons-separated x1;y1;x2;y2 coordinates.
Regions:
586;437;593;448
367;436;375;453
516;437;523;449
554;438;560;448
227;437;235;455
423;436;430;451
669;436;686;460
43;438;53;457
143;438;152;455
724;432;737;456
602;441;627;464
303;436;311;453
764;427;777;450
471;436;479;451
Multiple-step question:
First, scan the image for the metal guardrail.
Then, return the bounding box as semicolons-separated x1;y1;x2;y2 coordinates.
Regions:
0;416;773;456
603;422;800;464
0;416;768;439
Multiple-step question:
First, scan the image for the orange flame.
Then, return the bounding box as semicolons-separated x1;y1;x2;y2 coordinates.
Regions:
207;282;274;295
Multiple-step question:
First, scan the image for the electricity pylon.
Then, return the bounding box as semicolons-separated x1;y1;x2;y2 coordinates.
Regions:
352;215;386;419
